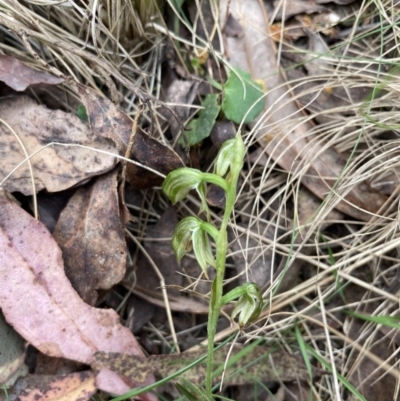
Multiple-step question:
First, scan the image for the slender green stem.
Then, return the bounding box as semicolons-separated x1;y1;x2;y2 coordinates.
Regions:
201;173;229;191
205;135;244;396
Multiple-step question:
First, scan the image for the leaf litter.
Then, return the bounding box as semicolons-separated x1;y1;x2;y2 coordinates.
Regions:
0;1;399;401
0;191;156;400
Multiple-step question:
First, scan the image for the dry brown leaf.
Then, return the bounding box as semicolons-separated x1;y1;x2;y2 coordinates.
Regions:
0;191;156;400
0;55;64;91
220;0;388;221
272;0;326;21
229;223;274;289
35;352;83;376
126;129;185;190
0;96;117;195
281;31;375;126
160;78;198;142
135;207;182;296
53;169;126;305
74;83;184;189
131;286;209;314
1;372;96;401
0;312;26;386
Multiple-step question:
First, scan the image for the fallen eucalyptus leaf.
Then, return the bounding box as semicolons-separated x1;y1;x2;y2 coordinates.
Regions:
0;371;96;401
0;191;156;400
53;169;126;305
0;96;117;195
73;83;184;189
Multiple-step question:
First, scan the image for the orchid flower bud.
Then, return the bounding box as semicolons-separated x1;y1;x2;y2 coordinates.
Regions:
162;167;229;222
172;216;217;278
214;134;245;177
222;282;262;329
162;168;205;204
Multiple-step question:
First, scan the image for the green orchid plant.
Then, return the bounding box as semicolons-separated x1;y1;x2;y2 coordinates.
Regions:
162;134;263;397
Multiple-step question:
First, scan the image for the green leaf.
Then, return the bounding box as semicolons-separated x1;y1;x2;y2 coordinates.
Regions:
76;104;88;121
176;378;212;401
222;68;265;124
346;310;400;329
182;94;220;147
170;0;186;9
305;344;367;401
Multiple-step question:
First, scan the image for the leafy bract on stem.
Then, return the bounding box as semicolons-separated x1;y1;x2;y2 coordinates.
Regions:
162;133;262;398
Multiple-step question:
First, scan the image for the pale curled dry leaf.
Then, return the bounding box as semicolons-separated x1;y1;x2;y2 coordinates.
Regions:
0;191;156;400
0;96;117;196
0;371;96;401
130;286;209;314
0;55;64;91
53;169;126;305
220;0;388;221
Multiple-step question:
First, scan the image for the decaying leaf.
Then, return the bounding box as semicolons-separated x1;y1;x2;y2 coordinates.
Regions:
220;0;388;221
92;345;322;387
0;55;64;91
0;191;156;399
0;371;96;401
272;0;326;21
0;311;26;386
229;223;275;290
126;129;185;190
74;83;184;189
53;169;126;305
130;286;210;314
160;79;199;141
0;96;117;195
135;207;182;295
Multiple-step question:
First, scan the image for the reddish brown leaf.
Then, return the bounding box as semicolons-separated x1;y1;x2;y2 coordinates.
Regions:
53;170;126;305
74;84;184;189
126;130;184;189
2;371;96;401
135;207;182;294
0;96;117;195
0;55;64;91
0;191;156;399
